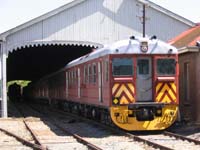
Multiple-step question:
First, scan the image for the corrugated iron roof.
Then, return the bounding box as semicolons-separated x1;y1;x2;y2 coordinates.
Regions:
169;24;200;48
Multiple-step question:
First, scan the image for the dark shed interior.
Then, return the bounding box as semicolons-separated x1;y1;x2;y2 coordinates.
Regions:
7;45;93;82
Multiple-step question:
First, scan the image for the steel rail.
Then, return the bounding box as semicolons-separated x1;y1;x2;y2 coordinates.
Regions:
0;127;45;150
50;107;175;150
13;102;48;150
125;133;173;150
49;107;174;150
29;104;103;150
55;124;103;150
23;120;48;149
164;131;200;145
49;109;199;150
60;108;199;150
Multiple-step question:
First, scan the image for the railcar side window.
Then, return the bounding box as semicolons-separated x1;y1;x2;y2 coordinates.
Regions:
112;58;133;76
104;60;109;81
84;65;88;83
93;63;96;83
157;59;176;75
73;70;76;85
68;71;71;85
88;64;92;83
72;70;74;85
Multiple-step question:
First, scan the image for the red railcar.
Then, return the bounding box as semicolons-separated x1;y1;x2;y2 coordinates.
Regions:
28;36;179;131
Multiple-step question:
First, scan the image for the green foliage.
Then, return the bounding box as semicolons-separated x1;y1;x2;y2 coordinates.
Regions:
7;80;31;88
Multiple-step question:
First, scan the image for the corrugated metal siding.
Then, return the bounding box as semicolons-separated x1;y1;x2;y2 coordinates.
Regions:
5;0;192;52
6;22;43;51
146;7;191;41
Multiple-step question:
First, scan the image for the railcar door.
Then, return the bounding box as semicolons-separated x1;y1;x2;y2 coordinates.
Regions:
136;57;152;101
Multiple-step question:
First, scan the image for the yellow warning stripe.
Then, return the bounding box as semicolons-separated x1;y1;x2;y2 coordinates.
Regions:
156;82;177;103
156;83;163;93
112;83;135;104
128;83;135;93
171;83;176;93
120;96;129;104
112;83;119;94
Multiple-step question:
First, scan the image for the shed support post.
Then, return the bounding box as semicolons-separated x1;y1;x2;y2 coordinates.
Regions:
0;42;7;118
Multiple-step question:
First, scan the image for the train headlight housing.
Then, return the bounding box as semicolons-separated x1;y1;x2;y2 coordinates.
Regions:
155;108;162;117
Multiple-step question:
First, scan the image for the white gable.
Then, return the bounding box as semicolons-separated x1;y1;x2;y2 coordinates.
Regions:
0;0;195;52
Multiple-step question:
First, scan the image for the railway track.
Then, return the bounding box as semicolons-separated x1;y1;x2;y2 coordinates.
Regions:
13;102;49;150
50;107;169;149
6;101;200;150
1;101;43;150
14;102;102;150
163;131;200;145
48;104;200;150
28;102;156;150
133;131;200;150
0;127;45;150
0;119;44;150
45;103;200;150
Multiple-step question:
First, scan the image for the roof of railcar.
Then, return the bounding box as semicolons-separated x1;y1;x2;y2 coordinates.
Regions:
34;37;177;83
66;37;178;68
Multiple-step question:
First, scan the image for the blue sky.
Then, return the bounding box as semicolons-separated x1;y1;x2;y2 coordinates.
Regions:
0;0;199;33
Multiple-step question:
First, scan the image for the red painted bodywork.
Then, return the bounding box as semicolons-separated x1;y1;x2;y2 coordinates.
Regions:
31;53;178;107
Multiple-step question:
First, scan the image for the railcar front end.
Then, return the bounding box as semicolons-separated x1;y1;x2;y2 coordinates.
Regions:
27;37;178;131
109;38;179;130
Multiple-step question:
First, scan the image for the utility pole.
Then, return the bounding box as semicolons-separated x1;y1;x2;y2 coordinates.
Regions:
142;4;146;37
137;1;148;38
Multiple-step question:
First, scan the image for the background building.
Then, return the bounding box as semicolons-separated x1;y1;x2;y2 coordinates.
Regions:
170;24;200;123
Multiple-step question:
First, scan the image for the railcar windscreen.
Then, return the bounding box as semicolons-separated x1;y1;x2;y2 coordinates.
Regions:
157;59;176;75
112;58;133;76
137;59;149;75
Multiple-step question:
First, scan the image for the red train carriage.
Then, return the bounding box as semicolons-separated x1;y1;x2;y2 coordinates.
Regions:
28;36;179;131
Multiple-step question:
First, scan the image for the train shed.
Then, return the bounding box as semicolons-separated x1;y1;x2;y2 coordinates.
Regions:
0;0;195;117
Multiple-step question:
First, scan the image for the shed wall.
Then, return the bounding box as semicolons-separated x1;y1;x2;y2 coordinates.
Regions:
146;7;190;41
5;0;191;52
